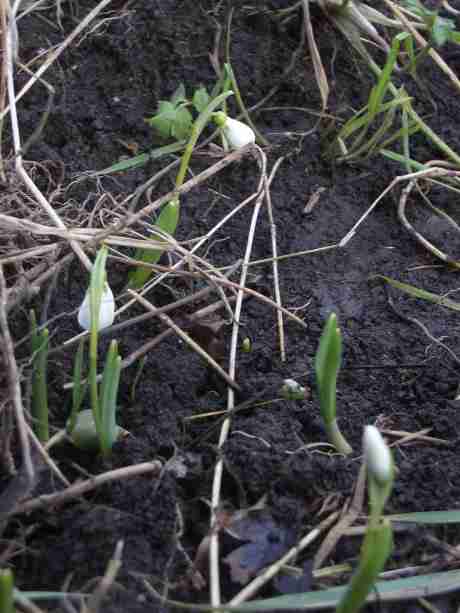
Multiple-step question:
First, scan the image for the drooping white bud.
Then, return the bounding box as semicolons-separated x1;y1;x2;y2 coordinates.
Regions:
363;425;392;485
78;283;115;331
213;112;255;150
281;378;307;401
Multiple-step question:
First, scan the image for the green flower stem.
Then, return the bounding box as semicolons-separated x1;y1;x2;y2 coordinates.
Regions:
327;418;353;456
368;472;394;526
175;90;234;189
224;63;269;147
89;247;109;433
336;519;393;613
0;569;14;613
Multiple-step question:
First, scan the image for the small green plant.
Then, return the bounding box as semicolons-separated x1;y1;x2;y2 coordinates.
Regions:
326;32;418;162
315;313;352;455
30;310;49;443
129;86;237;288
0;569;14;613
401;0;460;47
146;82;211;141
69;246;122;455
336;426;394;613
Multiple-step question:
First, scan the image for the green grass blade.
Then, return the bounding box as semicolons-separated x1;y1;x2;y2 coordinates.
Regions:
143;570;460;611
380;149;427;171
373;275;460;312
368;33;408;119
388;510;460;524
238;570;460;610
346;104;397;160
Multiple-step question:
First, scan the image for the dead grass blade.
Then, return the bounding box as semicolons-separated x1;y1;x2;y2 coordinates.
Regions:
301;0;329;110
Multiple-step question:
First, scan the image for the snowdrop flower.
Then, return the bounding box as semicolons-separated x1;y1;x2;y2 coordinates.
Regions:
78;283;115;331
363;425;392;485
213;112;255;150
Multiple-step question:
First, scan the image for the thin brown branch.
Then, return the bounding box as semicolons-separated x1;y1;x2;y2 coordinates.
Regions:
9;461;163;517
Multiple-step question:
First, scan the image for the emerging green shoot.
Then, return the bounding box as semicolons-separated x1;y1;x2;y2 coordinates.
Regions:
335;426;394;613
0;568;14;613
66;338;86;436
30;310;49;443
69;341;122;454
71;247;122;455
315;313;352;455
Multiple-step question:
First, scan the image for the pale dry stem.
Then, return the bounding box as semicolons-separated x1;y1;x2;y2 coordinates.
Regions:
0;264;34;482
209;145;267;607
8;460;163;517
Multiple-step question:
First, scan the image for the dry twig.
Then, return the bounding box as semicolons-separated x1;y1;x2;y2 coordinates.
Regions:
0;265;34;482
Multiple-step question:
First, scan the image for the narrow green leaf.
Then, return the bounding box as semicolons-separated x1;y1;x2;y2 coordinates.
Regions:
129;198;180;289
96;141;186;176
368;32;408;119
388;510;460;524
380;149;427;171
68;338;86;434
373;275;460;312
100;340;122;455
240;570;460;610
315;313;341;425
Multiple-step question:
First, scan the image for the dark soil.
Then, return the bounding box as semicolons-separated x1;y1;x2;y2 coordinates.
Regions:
3;0;460;611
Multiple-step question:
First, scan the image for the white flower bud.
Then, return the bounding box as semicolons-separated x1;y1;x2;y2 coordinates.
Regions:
213;112;255;150
363;425;392;485
281;378;307;401
78;283;115;331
